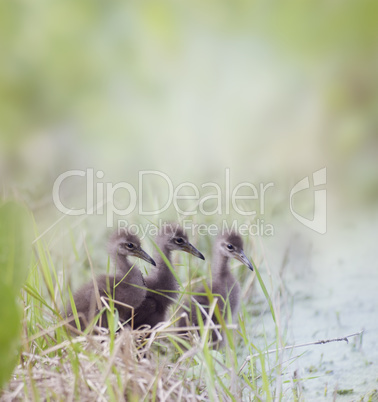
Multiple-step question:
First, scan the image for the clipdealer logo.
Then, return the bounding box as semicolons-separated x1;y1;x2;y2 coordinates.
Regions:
52;168;327;234
289;167;327;234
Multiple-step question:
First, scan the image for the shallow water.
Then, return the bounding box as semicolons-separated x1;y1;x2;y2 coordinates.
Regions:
251;210;378;400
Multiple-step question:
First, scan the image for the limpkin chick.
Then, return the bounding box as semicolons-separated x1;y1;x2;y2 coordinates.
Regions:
65;228;156;331
133;223;205;330
179;231;253;347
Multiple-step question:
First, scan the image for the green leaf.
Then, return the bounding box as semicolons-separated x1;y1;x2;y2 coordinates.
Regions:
0;201;32;389
0;282;22;388
253;262;276;324
68;287;81;332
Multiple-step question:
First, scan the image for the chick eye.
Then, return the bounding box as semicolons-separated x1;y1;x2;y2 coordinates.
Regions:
175;237;184;245
126;243;134;249
226;244;234;251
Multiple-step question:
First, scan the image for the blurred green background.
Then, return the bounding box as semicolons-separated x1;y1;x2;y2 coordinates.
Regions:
0;2;377;396
0;0;377;227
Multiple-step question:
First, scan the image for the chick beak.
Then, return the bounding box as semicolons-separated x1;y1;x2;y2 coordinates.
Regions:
182;243;205;260
135;248;156;266
235;250;254;271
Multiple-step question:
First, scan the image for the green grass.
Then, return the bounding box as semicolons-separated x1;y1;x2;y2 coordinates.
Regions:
1;219;309;401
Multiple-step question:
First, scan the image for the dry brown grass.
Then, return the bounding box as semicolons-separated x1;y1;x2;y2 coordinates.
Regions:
2;312;245;402
3;328;190;401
